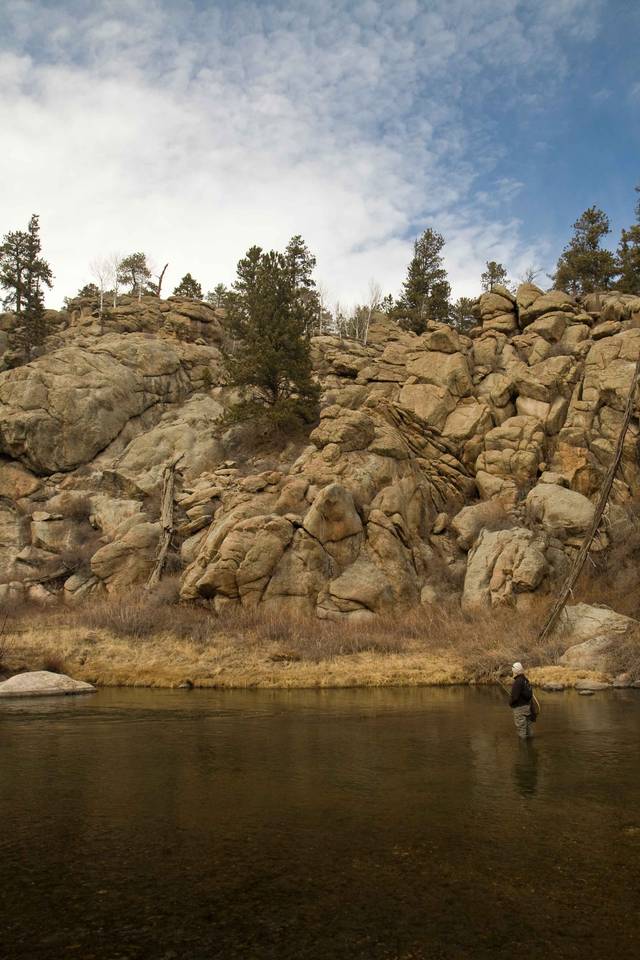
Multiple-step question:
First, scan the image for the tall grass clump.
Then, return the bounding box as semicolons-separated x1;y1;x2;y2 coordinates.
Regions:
78;579;213;643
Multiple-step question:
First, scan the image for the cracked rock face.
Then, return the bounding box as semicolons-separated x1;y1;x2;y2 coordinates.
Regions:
1;286;640;624
0;334;221;473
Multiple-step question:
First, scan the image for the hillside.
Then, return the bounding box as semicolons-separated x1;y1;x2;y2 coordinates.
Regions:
1;284;640;684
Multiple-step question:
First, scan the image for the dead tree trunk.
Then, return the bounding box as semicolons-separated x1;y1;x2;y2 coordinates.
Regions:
538;354;640;642
147;455;182;588
156;263;169;299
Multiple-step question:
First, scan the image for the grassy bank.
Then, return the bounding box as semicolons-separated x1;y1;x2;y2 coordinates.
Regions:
0;586;626;689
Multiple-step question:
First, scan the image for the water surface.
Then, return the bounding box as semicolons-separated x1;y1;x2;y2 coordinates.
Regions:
1;686;639;959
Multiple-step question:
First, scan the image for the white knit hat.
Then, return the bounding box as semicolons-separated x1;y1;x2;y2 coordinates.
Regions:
512;662;524;675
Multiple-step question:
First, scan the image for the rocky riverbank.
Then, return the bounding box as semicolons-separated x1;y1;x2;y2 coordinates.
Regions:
1;596;637;691
2;629;633;691
1;284;640;682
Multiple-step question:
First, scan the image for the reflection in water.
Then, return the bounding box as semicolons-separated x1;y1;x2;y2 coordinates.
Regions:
1;686;639;960
512;740;538;798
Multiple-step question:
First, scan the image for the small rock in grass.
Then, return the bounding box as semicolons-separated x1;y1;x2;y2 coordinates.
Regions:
543;682;565;692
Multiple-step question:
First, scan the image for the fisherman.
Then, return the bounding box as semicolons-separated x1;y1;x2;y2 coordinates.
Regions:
509;661;534;739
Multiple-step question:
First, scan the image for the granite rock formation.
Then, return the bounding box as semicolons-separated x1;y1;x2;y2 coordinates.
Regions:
1;284;640;634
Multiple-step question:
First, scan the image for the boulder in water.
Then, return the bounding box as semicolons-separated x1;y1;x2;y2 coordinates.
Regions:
0;671;96;698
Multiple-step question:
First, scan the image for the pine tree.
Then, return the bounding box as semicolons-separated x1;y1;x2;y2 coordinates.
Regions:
284;234;320;334
21;282;49;358
616;184;640;295
553;206;618;294
1;214;53;360
76;282;100;300
0;214;52;317
450;297;476;334
117;253;152;299
173;273;203;299
380;293;395;313
480;261;509;292
223;244;320;430
206;283;230;307
0;230;29;314
395;228;451;333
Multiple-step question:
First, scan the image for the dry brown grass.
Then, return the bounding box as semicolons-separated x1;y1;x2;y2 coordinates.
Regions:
40;653;68;674
58;534;102;574
604;630;640;680
0;586;594;689
0;634;12;678
56;493;93;522
573;500;640;620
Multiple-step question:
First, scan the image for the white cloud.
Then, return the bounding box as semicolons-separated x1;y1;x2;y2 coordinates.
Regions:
0;0;601;307
592;87;611;103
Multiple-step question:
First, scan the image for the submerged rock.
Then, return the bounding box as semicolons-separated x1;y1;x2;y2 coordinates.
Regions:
0;671;96;698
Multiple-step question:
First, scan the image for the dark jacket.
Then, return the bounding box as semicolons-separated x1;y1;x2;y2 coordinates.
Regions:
509;674;532;708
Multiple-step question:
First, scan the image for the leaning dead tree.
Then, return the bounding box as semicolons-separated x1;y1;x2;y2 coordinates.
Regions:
147;454;183;588
155;263;169;298
538;354;640;642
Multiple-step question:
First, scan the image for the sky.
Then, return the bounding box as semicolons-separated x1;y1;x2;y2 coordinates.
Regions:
0;0;639;309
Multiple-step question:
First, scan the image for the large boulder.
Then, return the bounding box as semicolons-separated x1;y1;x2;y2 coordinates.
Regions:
526;483;595;544
398;383;456;429
405;350;473;397
477;291;518;333
475;416;545;502
262;529;335;615
309;406;376;452
302;484;363;565
0;671;95;698
317;558;394;621
514;355;576;403
463;527;548;611
0;334;219;474
451;501;511;550
558;603;639;671
518;288;576;327
581;329;640;411
101;394;225;491
0;458;41;499
184;514;294;607
91;520;160;591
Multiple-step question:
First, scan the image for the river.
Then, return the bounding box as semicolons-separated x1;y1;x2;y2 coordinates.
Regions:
1;686;639;959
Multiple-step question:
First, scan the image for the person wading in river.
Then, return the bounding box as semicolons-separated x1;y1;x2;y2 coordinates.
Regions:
509;662;535;739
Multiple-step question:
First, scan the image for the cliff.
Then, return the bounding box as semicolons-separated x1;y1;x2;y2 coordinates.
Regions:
1;284;640;677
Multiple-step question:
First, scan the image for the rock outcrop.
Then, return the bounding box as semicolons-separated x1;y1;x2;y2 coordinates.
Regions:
0;334;221;473
557;603;639;670
1;285;639;626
